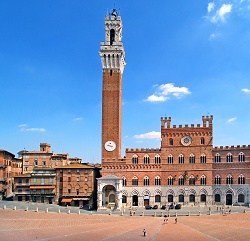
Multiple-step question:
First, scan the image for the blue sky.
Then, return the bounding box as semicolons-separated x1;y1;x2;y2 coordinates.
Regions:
1;0;250;163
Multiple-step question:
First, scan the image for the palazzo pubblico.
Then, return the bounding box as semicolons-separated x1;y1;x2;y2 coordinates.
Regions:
97;9;250;210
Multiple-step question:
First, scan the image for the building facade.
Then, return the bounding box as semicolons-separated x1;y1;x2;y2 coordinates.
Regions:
97;9;250;210
55;163;101;208
0;150;22;200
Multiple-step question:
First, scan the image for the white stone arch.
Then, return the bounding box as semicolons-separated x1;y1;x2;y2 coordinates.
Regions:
213;188;222;196
122;190;128;196
188;189;196;195
236;188;246;195
142;189;151;196
224;187;235;195
131;189;139;196
177;189;185;195
199;188;208;195
166;189;175;195
154;189;162;196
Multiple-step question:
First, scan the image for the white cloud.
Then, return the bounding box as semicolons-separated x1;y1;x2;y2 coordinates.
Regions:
145;83;191;102
208;2;215;13
18;124;46;132
209;3;232;23
21;128;46;132
209;32;220;40
134;131;161;139
159;83;191;97
73;117;82;121
146;94;168;102
241;88;250;93
227;117;237;123
19;124;27;127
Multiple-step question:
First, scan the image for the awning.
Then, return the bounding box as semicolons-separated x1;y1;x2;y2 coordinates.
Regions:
72;198;89;201
30;186;55;189
61;198;72;202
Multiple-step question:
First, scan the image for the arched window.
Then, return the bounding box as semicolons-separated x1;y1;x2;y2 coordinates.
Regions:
226;174;233;185
144;155;150;164
189;154;195;164
238;174;245;184
214;153;221;163
132;176;138;186
178;176;185;185
155;176;161;185
155;154;161;164
200;175;206;185
200;154;206;163
132;155;138;164
238;152;245;162
200;137;205;145
226;153;233;163
122;177;127;186
144;176;150;186
189;175;195;185
110;29;115;45
214;175;221;185
179;154;184;164
168;154;173;164
169;138;173;146
168;176;173;185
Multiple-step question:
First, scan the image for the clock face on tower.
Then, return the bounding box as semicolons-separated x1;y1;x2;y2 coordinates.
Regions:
181;135;192;146
104;140;116;152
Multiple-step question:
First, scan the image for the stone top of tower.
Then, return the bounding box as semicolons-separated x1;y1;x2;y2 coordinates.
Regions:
105;9;121;21
99;8;126;73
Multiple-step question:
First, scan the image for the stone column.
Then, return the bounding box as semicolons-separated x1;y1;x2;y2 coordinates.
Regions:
97;191;102;209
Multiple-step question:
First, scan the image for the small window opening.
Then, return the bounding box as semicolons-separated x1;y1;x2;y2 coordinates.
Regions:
110;29;115;45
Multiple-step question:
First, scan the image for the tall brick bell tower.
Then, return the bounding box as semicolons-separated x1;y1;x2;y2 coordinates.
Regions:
99;9;126;166
97;9;125;210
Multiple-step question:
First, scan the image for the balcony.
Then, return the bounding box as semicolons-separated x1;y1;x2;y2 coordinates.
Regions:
15;183;30;186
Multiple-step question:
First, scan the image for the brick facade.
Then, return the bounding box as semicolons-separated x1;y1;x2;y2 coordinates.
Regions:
98;9;250;210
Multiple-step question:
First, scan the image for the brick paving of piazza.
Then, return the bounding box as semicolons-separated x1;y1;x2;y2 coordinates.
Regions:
0;209;250;241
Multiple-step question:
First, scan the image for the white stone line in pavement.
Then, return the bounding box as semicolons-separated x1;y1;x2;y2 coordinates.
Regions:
150;222;163;241
99;218;162;241
178;221;220;241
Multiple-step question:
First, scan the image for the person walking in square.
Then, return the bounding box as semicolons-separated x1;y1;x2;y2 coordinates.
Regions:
143;229;147;237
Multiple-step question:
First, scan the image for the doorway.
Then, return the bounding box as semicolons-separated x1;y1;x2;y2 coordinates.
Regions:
132;195;138;206
226;194;232;205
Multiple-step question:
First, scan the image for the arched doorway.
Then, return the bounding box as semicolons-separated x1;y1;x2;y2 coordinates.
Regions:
122;195;127;204
200;194;206;202
189;194;195;202
132;195;138;206
215;194;221;203
238;194;244;203
103;185;116;208
226;194;232;205
168;194;173;203
179;194;184;202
